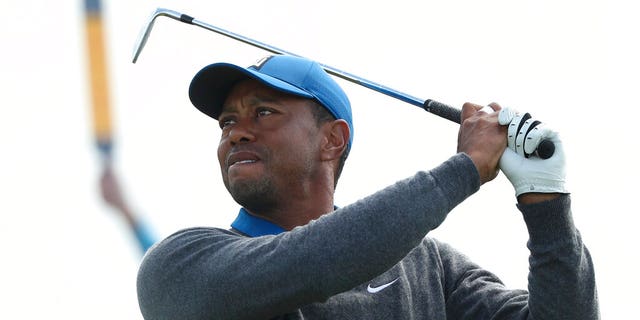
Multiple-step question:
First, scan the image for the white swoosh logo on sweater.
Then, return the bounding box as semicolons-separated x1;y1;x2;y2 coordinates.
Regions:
367;278;399;293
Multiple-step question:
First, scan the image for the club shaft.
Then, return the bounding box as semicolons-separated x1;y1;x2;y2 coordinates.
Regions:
156;9;462;124
134;8;554;159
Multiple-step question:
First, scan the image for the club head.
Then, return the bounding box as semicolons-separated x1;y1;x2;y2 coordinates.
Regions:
132;8;183;63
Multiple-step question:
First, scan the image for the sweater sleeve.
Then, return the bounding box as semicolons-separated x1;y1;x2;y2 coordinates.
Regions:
136;153;480;320
442;195;599;320
519;195;599;319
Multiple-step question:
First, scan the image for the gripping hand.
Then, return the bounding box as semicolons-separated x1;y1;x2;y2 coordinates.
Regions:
498;108;568;197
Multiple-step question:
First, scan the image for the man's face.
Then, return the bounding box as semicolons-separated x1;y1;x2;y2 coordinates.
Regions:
217;79;325;212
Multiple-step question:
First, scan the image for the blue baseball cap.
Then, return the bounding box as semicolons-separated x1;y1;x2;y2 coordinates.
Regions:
189;55;353;148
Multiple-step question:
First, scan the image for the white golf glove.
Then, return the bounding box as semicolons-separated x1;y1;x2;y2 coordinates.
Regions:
498;108;568;197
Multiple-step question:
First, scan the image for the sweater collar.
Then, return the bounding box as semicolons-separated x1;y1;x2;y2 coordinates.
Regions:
230;208;286;237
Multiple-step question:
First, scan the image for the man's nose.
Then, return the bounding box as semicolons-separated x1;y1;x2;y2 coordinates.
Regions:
228;118;256;145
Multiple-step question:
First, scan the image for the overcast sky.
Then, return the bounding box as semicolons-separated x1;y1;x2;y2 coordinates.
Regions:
1;0;638;318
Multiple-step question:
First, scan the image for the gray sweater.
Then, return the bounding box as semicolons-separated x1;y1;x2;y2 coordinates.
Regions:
137;153;598;319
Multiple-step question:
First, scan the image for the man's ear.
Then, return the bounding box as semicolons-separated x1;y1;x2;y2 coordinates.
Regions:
320;119;350;161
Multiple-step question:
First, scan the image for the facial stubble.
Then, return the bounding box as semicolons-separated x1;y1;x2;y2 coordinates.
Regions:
224;172;279;213
223;146;318;214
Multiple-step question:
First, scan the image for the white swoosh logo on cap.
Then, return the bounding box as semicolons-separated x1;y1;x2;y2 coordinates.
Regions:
366;277;399;293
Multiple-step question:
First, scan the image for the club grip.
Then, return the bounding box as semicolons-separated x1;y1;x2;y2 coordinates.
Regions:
423;99;461;124
422;99;554;159
534;139;555;159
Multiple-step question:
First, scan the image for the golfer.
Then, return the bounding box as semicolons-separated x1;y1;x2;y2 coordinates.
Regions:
137;55;599;319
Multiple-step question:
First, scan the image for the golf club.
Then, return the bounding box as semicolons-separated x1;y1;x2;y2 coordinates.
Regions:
132;8;555;159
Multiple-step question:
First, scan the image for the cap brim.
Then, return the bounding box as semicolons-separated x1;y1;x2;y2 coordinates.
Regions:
188;63;314;119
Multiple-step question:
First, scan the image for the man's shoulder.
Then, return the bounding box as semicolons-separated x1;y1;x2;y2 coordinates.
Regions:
167;226;244;241
403;237;450;262
410;237;472;265
147;226;242;252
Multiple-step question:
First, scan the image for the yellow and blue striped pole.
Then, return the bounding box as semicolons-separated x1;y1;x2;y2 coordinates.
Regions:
84;0;155;252
84;0;112;158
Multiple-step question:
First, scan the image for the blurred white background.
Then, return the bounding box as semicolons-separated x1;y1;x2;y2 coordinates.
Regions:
1;0;637;318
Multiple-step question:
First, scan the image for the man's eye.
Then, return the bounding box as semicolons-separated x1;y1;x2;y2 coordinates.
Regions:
257;108;273;117
219;118;236;129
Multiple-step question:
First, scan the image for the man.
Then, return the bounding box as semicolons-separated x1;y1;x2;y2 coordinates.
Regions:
136;55;599;319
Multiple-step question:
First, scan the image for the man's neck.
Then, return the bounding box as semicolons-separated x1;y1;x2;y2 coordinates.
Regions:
242;167;337;230
244;199;334;231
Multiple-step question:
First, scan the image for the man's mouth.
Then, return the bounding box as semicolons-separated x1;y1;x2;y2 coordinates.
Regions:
227;151;261;169
234;159;257;165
